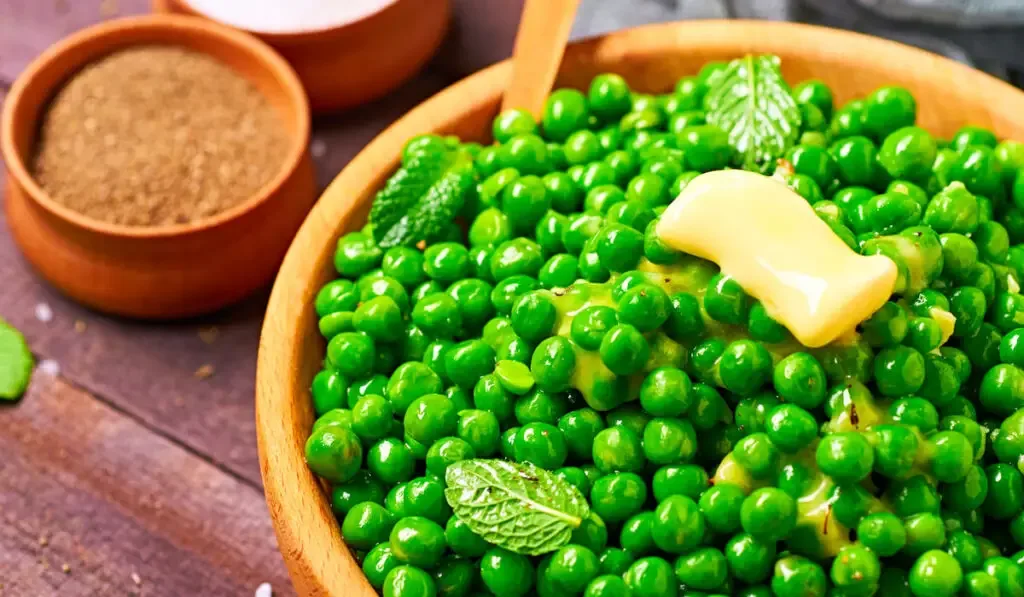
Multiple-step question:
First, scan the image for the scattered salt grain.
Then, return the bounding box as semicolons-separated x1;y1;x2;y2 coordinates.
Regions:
255;582;273;597
35;303;53;323
131;572;142;586
38;360;61;377
310;138;327;158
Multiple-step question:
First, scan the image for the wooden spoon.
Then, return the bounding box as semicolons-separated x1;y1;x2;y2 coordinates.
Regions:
501;0;582;119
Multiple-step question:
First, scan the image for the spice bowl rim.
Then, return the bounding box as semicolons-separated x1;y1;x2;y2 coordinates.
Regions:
1;13;311;239
256;18;1024;596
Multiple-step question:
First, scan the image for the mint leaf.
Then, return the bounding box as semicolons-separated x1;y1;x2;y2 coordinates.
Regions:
0;319;34;400
445;459;589;555
704;55;802;172
370;149;476;248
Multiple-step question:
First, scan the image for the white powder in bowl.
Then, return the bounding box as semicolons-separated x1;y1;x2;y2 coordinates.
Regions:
184;0;397;34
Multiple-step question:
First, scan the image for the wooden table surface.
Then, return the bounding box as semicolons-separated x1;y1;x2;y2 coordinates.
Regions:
0;1;502;595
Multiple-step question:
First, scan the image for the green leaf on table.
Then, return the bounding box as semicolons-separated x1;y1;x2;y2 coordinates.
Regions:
0;318;34;401
444;459;589;555
704;54;802;172
370;148;476;248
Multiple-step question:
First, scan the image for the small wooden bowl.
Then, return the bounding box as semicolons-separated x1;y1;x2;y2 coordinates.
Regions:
2;15;315;319
256;20;1024;596
152;0;450;113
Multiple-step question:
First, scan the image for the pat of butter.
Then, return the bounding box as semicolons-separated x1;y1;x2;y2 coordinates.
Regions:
656;170;898;348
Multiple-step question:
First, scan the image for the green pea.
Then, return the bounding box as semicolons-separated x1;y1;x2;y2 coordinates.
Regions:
924;182;980;234
671;547;727;591
342;501;393;548
305;424;363;483
677;125;732;172
531;336;576;393
543;172;583;214
874;345;926;396
335;232;383;279
623;557;677;597
770;556;828;597
732;433;779;480
383;566;437;597
662;291;704;343
830;544;882;596
740;487;796;542
543;89;590;142
599;323;649;376
315;279;360;317
546;544;600;593
363;543;401;589
618;283;670;332
726;533;776;585
980;364;1024;416
595;223;644;272
511;291;557;343
764;404;818;453
512;422;568;470
784;148;834;192
863;85;916;140
444;515;489;558
704;274;751;325
870;424;920;479
570;305;618;351
404;476;453;524
588;74;632;124
879;126;936;181
590;472;647;524
489;238;545;281
639;367;693;417
642;418;697;466
368;437;416;485
856;512;907;557
501;176;552;234
772;352;827;409
558;408;606;461
909;550;964;597
493;109;537;144
480;548;535;597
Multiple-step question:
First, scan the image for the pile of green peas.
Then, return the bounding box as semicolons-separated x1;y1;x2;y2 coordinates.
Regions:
305;59;1024;597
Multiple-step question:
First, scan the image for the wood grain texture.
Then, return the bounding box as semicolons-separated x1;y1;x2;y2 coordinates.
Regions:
258;20;1024;596
0;0;150;83
500;0;581;118
0;373;292;596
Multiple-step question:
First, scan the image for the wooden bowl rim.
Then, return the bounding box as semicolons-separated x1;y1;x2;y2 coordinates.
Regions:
163;0;415;43
257;19;1024;596
0;14;310;239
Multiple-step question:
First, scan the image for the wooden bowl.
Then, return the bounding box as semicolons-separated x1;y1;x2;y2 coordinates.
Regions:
2;15;315;319
256;20;1024;596
152;0;450;113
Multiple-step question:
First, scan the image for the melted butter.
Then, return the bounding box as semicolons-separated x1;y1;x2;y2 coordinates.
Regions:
930;307;957;348
712;453;761;494
656;170;899;348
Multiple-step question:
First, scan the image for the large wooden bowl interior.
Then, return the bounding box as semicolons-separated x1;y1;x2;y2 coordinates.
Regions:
256;20;1024;596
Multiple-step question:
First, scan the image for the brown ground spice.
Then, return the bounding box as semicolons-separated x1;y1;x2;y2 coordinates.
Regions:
31;46;289;227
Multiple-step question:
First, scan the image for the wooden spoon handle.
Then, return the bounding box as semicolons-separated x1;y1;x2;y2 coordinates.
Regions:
501;0;582;119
